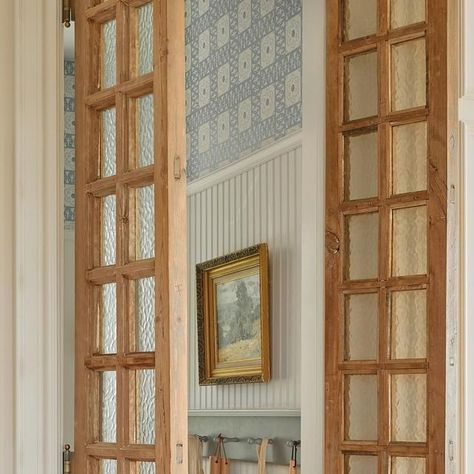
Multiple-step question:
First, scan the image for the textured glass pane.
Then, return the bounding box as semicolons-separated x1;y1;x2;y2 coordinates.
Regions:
136;369;156;444
345;213;379;280
392;206;427;276
100;371;117;443
343;0;377;41
102;20;116;88
100;459;117;474
392;38;426;111
102;195;116;266
138;94;154;167
345;130;378;200
392;374;427;442
138;3;153;75
138;462;156;474
391;457;426;474
136;277;156;352
101;107;116;177
101;283;117;354
391;290;427;359
345;293;378;360
135;185;155;260
391;0;425;29
345;375;378;440
392;122;427;194
345;51;378;121
345;455;378;474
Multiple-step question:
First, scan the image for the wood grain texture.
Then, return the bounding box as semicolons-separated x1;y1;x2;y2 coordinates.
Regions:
75;0;187;471
325;0;450;471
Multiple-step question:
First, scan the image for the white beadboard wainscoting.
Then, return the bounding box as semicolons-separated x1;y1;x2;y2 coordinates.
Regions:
202;459;288;474
187;135;303;413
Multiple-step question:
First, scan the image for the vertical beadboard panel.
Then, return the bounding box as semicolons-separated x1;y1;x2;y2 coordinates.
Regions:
202;459;289;474
188;145;302;412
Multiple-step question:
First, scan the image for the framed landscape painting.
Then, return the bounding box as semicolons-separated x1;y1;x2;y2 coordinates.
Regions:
196;244;270;385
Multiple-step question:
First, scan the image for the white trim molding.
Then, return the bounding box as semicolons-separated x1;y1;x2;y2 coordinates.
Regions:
13;0;63;473
186;132;303;195
301;0;325;472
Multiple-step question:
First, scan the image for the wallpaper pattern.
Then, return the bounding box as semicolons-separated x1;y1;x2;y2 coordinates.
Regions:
185;0;302;181
64;60;76;229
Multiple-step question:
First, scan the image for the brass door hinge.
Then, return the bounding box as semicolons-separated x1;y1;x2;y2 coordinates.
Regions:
63;0;75;28
63;444;72;473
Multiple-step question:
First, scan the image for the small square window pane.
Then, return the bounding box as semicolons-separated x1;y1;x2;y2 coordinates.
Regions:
136;462;156;474
343;0;377;41
131;185;155;260
391;0;425;29
134;277;156;352
391;374;427;442
392;122;427;194
391;457;426;474
102;20;116;89
137;94;154;167
100;371;117;443
101;107;116;177
102;195;116;266
345;51;378;121
391;289;427;359
345;213;379;280
391;38;426;111
131;369;156;444
345;293;378;361
392;206;427;276
345;130;378;200
344;375;378;441
138;3;154;75
345;455;378;474
99;283;117;354
100;459;117;474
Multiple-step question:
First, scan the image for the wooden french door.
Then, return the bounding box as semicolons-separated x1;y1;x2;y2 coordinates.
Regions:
74;0;187;473
325;0;452;472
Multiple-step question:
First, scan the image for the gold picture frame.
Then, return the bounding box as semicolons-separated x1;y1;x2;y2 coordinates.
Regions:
196;244;270;385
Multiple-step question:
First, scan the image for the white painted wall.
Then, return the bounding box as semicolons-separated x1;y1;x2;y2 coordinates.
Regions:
0;1;15;471
188;137;302;414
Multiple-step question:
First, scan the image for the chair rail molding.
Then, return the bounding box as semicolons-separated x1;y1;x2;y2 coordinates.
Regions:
13;0;63;473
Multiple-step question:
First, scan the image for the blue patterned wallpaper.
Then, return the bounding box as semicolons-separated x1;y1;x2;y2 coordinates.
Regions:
185;0;302;181
64;60;76;229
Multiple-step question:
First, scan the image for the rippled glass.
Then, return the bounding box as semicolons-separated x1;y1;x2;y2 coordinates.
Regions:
135;185;155;260
345;455;378;474
138;3;154;75
391;457;426;474
101;283;117;354
391;0;425;29
101;107;116;177
100;459;117;474
345;51;378;121
136;277;156;352
392;122;427;194
138;462;156;474
345;375;378;441
102;20;116;88
102;195;116;266
392;206;427;276
138;94;154;167
391;374;427;442
345;293;378;360
391;289;427;359
392;38;426;111
343;0;377;41
135;369;156;444
345;212;379;280
100;371;117;443
345;130;378;200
